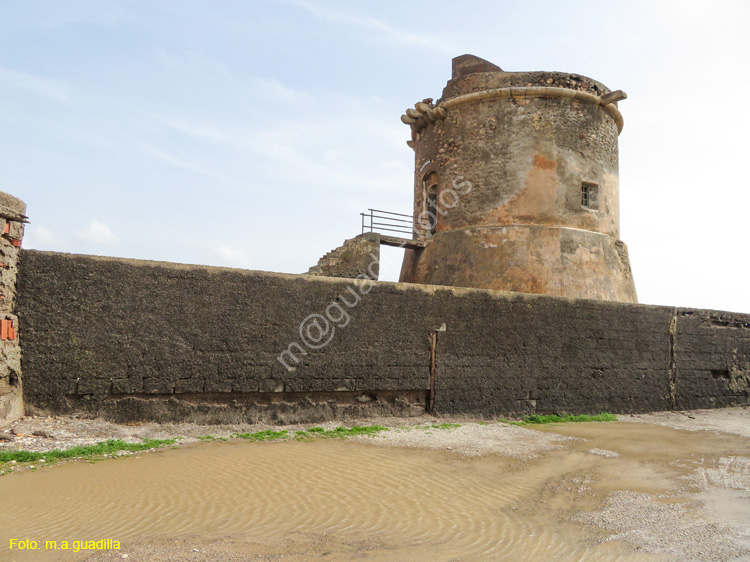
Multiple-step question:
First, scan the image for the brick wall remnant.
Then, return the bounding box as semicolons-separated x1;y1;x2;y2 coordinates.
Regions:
0;191;27;428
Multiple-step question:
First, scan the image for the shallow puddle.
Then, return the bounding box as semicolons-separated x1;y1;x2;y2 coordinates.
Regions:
0;421;748;561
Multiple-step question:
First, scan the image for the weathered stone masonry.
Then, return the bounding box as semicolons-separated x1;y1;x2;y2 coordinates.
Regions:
399;55;637;303
13;249;749;424
306;233;380;280
0;193;26;427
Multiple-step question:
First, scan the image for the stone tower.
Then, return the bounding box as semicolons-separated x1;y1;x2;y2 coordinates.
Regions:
399;55;637;303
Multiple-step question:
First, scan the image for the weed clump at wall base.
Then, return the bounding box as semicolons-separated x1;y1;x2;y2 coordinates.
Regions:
0;438;176;464
231;430;289;441
295;425;388;440
498;413;617;425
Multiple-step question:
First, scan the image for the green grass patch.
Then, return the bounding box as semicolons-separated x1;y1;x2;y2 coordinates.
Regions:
231;430;289;441
430;423;461;430
0;438;176;465
197;435;227;442
499;413;617;425
218;425;390;443
323;425;388;438
295;425;388;440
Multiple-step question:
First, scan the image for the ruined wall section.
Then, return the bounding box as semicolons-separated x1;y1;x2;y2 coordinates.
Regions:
306;233;380;280
15;250;749;424
0;192;27;427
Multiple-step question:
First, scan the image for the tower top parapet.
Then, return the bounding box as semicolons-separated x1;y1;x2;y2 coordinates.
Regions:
444;54;616;100
401;55;627;141
451;54;503;79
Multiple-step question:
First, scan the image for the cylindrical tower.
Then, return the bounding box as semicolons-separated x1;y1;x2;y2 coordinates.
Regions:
399;55;637;303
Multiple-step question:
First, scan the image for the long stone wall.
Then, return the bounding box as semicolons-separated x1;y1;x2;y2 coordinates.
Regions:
14;249;750;424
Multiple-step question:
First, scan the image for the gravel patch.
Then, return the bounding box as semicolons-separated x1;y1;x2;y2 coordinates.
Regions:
357;422;577;459
690;456;750;492
0;415;414;454
623;406;750;438
0;416;577;460
575;490;750;562
586;447;620;458
575;409;750;562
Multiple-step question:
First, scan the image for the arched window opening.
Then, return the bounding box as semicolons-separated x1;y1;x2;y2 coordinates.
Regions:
423;172;438;237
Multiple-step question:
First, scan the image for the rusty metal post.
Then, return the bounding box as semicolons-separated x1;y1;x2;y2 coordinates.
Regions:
428;332;437;413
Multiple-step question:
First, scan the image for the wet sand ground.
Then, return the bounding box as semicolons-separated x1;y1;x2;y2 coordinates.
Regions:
0;407;748;562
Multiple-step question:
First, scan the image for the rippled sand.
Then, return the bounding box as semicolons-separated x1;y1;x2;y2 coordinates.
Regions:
0;415;749;561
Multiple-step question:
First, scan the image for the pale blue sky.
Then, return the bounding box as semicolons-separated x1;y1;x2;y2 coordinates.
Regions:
2;0;749;312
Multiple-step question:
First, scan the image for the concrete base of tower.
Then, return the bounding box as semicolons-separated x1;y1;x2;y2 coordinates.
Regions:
399;225;637;303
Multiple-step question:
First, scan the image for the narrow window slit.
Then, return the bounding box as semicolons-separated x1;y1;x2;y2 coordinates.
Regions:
581;182;599;210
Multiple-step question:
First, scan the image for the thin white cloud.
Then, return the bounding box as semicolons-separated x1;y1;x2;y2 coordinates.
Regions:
158;109;408;195
216;245;250;268
288;0;456;54
75;220;119;246
158;118;232;144
138;141;241;187
155;49;232;79
251;77;309;103
0;67;71;102
35;0;136;29
24;225;68;251
239;118;409;193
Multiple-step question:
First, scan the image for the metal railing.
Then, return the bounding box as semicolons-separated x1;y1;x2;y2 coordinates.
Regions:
361;209;417;237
